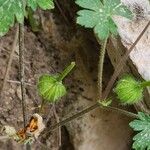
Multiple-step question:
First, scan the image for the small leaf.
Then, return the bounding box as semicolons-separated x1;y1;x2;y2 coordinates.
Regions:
76;0;133;39
129;112;150;150
37;62;75;103
37;75;66;102
27;0;54;11
114;75;143;104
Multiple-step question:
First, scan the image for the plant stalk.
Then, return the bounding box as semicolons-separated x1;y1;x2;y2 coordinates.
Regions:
0;27;19;100
39;99;46;114
97;38;107;100
42;101;138;136
103;105;138;119
141;81;150;88
19;23;27;128
58;62;75;81
20;0;31;149
43;103;98;134
19;23;31;150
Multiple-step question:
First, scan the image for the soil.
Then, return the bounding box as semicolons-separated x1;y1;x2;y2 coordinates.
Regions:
0;1;135;150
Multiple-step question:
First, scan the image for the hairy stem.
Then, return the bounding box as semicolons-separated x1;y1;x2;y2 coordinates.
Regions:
19;23;27;128
43;103;98;134
58;62;75;81
43;102;137;135
103;105;138;118
19;22;31;150
97;38;107;100
141;81;150;88
20;1;31;149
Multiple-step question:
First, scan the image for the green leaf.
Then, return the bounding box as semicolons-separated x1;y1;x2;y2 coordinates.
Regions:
77;10;99;28
130;112;150;150
76;0;133;39
114;75;143;105
38;75;66;102
27;0;38;11
0;0;24;36
27;0;54;11
0;0;54;36
37;62;75;103
108;17;118;35
76;0;103;11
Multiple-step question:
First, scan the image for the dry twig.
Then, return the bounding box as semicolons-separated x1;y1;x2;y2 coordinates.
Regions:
0;27;19;100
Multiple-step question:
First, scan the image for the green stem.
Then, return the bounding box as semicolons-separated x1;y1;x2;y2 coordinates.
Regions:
39;99;46;114
140;81;150;88
97;38;108;100
41;101;138;135
58;62;75;81
101;105;138;119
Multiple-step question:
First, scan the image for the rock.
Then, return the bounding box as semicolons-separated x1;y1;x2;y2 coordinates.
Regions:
114;0;150;80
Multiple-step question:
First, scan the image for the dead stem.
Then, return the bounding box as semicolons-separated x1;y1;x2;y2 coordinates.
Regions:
5;79;34;86
19;23;27;128
0;26;19;100
19;0;31;145
52;104;62;148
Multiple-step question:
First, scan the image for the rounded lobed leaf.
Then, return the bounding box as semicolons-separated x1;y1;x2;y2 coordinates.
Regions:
114;75;143;105
37;75;66;103
76;0;133;40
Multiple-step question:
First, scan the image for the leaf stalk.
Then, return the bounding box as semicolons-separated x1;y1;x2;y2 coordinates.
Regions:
97;38;107;100
140;81;150;88
58;62;75;81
